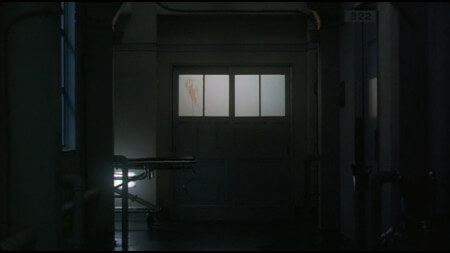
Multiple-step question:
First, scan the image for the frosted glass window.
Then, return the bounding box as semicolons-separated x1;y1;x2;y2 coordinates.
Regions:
261;75;285;116
179;75;203;116
235;75;259;117
205;75;229;116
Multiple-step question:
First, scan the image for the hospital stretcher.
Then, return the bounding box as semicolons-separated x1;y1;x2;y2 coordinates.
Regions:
113;155;196;251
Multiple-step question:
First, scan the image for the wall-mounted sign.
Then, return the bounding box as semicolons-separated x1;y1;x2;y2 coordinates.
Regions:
345;10;377;23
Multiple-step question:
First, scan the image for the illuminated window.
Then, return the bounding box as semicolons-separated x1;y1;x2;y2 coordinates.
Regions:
235;75;259;117
179;75;204;116
205;75;229;117
61;2;77;151
178;73;285;118
261;75;285;116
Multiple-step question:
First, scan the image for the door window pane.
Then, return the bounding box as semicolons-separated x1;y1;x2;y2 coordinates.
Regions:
179;75;203;116
205;75;229;117
235;75;259;117
261;74;285;116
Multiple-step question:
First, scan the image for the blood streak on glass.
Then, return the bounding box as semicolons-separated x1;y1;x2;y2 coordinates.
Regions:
185;79;198;104
179;75;203;116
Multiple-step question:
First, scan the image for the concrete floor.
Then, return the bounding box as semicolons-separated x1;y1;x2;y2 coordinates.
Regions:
113;211;344;251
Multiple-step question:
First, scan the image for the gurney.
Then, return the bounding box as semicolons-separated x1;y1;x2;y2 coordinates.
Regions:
113;155;196;251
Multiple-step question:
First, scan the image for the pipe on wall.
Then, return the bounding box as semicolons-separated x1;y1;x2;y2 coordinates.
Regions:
311;10;321;30
155;2;311;16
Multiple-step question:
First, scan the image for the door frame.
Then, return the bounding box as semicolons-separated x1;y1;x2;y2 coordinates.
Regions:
157;50;309;220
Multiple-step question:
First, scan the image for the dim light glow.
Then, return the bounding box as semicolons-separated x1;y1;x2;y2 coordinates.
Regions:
114;171;136;189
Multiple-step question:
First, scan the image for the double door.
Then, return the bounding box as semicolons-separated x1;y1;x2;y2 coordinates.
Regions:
171;66;293;220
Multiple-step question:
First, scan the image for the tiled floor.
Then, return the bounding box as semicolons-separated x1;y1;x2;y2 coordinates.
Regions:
114;211;450;251
113;212;337;251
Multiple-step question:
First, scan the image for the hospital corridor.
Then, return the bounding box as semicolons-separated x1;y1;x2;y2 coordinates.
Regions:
1;2;450;251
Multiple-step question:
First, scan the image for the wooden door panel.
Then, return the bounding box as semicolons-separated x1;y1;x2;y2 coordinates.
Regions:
197;123;220;159
234;124;289;159
175;122;198;155
234;160;290;206
216;123;234;157
174;160;229;205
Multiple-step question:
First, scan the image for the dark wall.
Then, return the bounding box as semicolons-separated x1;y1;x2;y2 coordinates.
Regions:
335;2;450;248
395;2;450;248
1;3;62;249
397;2;450;216
0;3;7;242
316;4;341;234
0;2;119;250
157;15;307;44
426;3;450;220
338;3;358;239
113;50;158;207
398;3;429;182
113;2;158;208
78;3;118;250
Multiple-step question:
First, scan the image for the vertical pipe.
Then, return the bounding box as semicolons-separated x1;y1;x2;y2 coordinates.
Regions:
317;46;322;230
304;157;312;246
122;165;128;251
304;155;320;246
370;171;399;249
354;22;368;250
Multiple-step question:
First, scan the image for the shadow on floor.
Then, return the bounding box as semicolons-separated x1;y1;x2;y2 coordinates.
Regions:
114;212;353;251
